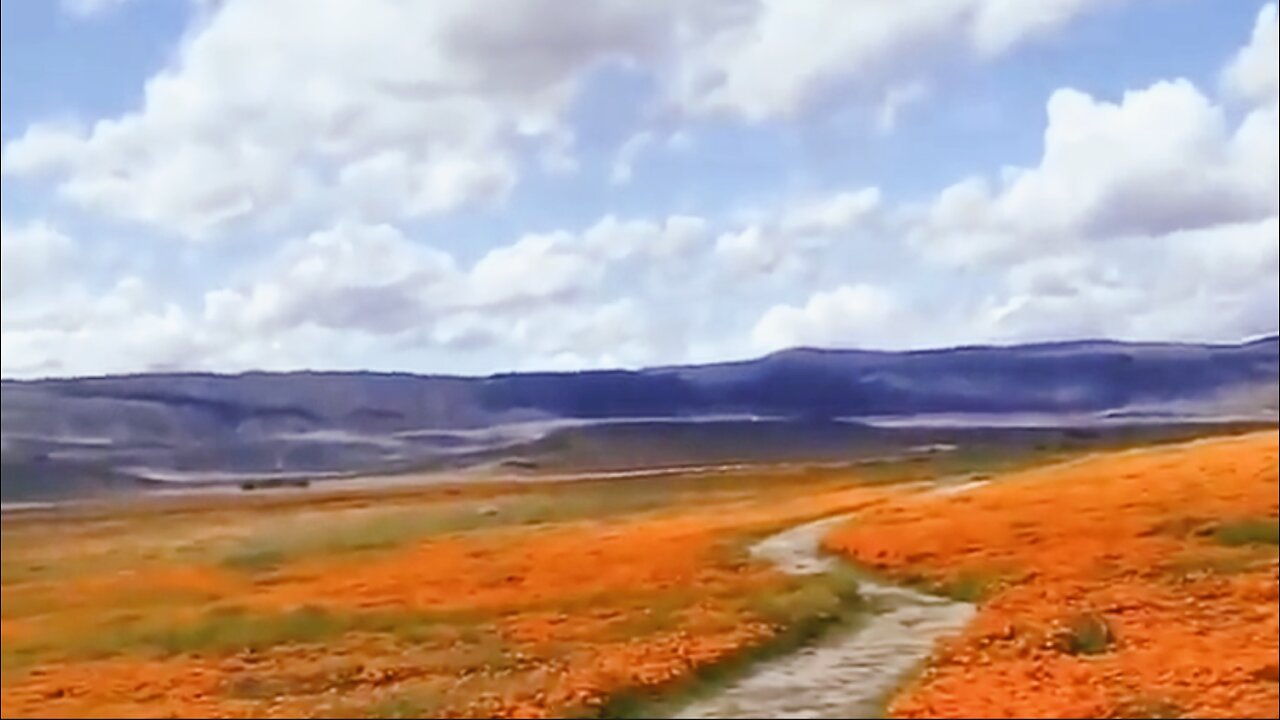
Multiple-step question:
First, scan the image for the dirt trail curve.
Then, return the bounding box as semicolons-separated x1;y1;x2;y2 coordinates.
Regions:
671;483;984;719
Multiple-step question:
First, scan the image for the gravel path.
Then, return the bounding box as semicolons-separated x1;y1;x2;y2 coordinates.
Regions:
671;486;981;719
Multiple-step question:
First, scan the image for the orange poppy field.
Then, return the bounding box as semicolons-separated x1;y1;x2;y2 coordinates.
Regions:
1;468;895;718
2;429;1277;718
827;431;1280;718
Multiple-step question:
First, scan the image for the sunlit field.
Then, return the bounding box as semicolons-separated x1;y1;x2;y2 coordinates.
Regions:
3;429;1276;719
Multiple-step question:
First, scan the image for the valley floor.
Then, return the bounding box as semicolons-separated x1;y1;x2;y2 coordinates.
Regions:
1;429;1276;718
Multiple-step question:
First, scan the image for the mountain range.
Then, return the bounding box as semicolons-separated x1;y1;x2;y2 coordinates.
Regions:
3;336;1277;501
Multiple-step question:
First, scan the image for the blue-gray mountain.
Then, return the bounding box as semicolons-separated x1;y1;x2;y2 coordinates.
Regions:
3;337;1276;500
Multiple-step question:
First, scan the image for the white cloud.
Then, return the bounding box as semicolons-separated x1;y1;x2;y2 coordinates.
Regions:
715;225;786;275
3;0;684;238
751;284;914;351
913;78;1279;264
205;222;459;335
467;231;602;309
610;131;655;185
583;214;709;262
667;0;1115;120
335;150;515;223
1223;3;1279;106
779;188;882;236
715;188;881;276
6;0;1125;240
875;81;930;134
974;216;1279;344
190;210;712;363
1;220;76;301
5;3;1277;378
968;0;1115;56
1161;216;1280;294
1;273;210;377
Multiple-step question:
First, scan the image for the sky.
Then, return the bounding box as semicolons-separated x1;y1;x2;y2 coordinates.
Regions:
1;0;1277;378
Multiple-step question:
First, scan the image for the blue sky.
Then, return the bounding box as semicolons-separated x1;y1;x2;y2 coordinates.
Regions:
1;0;1277;377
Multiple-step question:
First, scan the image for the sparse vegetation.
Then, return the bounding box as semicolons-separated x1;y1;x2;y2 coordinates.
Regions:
596;567;869;719
213;485;780;573
1212;518;1280;547
926;571;1005;604
1056;612;1115;656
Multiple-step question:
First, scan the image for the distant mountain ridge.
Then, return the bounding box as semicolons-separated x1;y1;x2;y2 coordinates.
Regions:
3;336;1277;499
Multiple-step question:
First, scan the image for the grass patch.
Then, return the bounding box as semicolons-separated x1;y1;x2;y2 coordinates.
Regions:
594;567;868;719
1212;518;1280;548
894;569;1005;604
743;566;864;627
1110;696;1184;719
213;489;702;574
603;595;691;640
1054;612;1115;656
1163;548;1266;580
136;605;348;655
365;690;448;719
320;682;453;720
3;605;483;667
928;571;1004;603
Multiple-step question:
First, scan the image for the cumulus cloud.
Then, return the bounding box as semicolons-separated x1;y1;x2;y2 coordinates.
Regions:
714;188;882;277
715;226;786;275
467;232;602;309
912;78;1278;264
1;220;76;301
667;0;1115;120
0;214;700;376
751;284;915;352
1223;3;1279;106
4;0;1122;240
2;274;211;377
969;214;1279;345
5;2;1277;377
779;188;882;236
3;0;687;238
204;223;459;335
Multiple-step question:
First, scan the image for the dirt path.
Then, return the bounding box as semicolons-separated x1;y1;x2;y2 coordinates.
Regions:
671;487;980;719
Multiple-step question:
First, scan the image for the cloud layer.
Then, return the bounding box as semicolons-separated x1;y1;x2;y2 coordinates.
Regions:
1;1;1277;377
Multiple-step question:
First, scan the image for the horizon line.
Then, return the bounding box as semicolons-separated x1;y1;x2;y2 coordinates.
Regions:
4;332;1277;385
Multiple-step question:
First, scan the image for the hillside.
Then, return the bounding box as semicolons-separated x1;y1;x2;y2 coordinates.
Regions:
2;336;1277;499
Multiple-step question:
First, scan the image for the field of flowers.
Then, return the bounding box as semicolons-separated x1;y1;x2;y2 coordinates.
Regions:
1;470;887;718
826;431;1280;719
4;431;1276;718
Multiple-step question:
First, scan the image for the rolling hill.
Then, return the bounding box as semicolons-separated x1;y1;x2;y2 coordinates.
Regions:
3;336;1276;500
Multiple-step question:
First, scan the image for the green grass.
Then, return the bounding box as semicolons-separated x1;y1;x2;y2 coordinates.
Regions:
892;569;1005;604
312;680;455;719
1212;518;1280;548
2;605;488;669
214;488;716;573
138;605;347;655
927;571;1005;603
1057;613;1115;656
365;690;449;719
593;567;869;719
743;566;864;627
